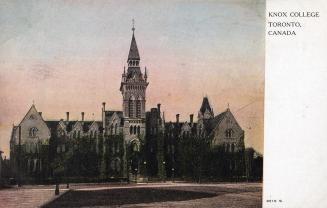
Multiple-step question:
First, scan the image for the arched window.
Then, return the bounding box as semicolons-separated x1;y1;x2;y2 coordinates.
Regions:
136;100;141;118
130;126;133;135
115;159;121;172
129;98;134;117
29;127;38;137
137;126;140;135
231;143;235;152
132;141;139;152
134;126;137;134
110;124;113;135
225;129;233;138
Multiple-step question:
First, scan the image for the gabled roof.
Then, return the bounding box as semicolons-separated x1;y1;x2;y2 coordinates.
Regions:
45;121;60;131
82;121;94;132
105;111;124;126
204;108;243;136
66;121;78;132
203;111;227;134
128;33;140;61
105;111;123;118
46;120;102;133
18;104;46;126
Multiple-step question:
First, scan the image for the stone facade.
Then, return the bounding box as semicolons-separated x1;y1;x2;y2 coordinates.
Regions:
9;26;255;183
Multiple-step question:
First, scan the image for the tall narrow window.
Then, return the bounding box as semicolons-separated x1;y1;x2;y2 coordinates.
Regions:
130;126;133;135
136;100;141;118
225;129;233;138
29;127;38;137
115;123;118;135
129;99;134;117
134;126;137;134
137;126;140;135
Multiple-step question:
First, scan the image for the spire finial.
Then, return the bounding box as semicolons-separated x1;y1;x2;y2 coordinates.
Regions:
227;103;230;109
132;19;135;33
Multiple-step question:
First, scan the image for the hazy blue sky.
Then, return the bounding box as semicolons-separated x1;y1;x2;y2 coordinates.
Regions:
0;0;265;157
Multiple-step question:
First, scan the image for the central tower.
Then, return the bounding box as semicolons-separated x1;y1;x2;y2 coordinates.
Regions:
120;23;148;144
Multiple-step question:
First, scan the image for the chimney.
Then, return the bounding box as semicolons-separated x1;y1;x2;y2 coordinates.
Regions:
190;114;194;124
66;112;69;122
176;114;180;124
102;102;106;111
39;112;42;116
81;112;85;122
157;103;161;116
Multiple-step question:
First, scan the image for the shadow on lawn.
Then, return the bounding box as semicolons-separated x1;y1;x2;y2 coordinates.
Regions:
42;187;217;207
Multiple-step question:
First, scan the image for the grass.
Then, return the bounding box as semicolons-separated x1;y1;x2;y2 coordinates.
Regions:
42;187;217;207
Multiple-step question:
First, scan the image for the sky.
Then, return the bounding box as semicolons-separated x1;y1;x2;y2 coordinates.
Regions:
0;0;265;157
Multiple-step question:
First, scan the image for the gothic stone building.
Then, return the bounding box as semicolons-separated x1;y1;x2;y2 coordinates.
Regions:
9;26;248;183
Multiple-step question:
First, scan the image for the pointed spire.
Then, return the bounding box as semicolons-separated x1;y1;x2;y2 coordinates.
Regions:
144;66;147;78
123;66;126;74
127;19;140;62
132;19;135;33
200;96;212;114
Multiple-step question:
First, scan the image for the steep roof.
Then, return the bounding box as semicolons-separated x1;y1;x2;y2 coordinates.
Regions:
128;33;140;61
105;111;124;126
45;121;60;131
82;121;95;132
203;111;227;134
200;97;213;114
45;120;102;133
105;111;123;118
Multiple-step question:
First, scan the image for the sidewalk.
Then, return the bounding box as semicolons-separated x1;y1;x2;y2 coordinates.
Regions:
0;186;68;208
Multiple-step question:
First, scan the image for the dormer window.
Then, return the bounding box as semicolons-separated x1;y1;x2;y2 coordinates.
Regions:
29;127;38;137
57;129;65;137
